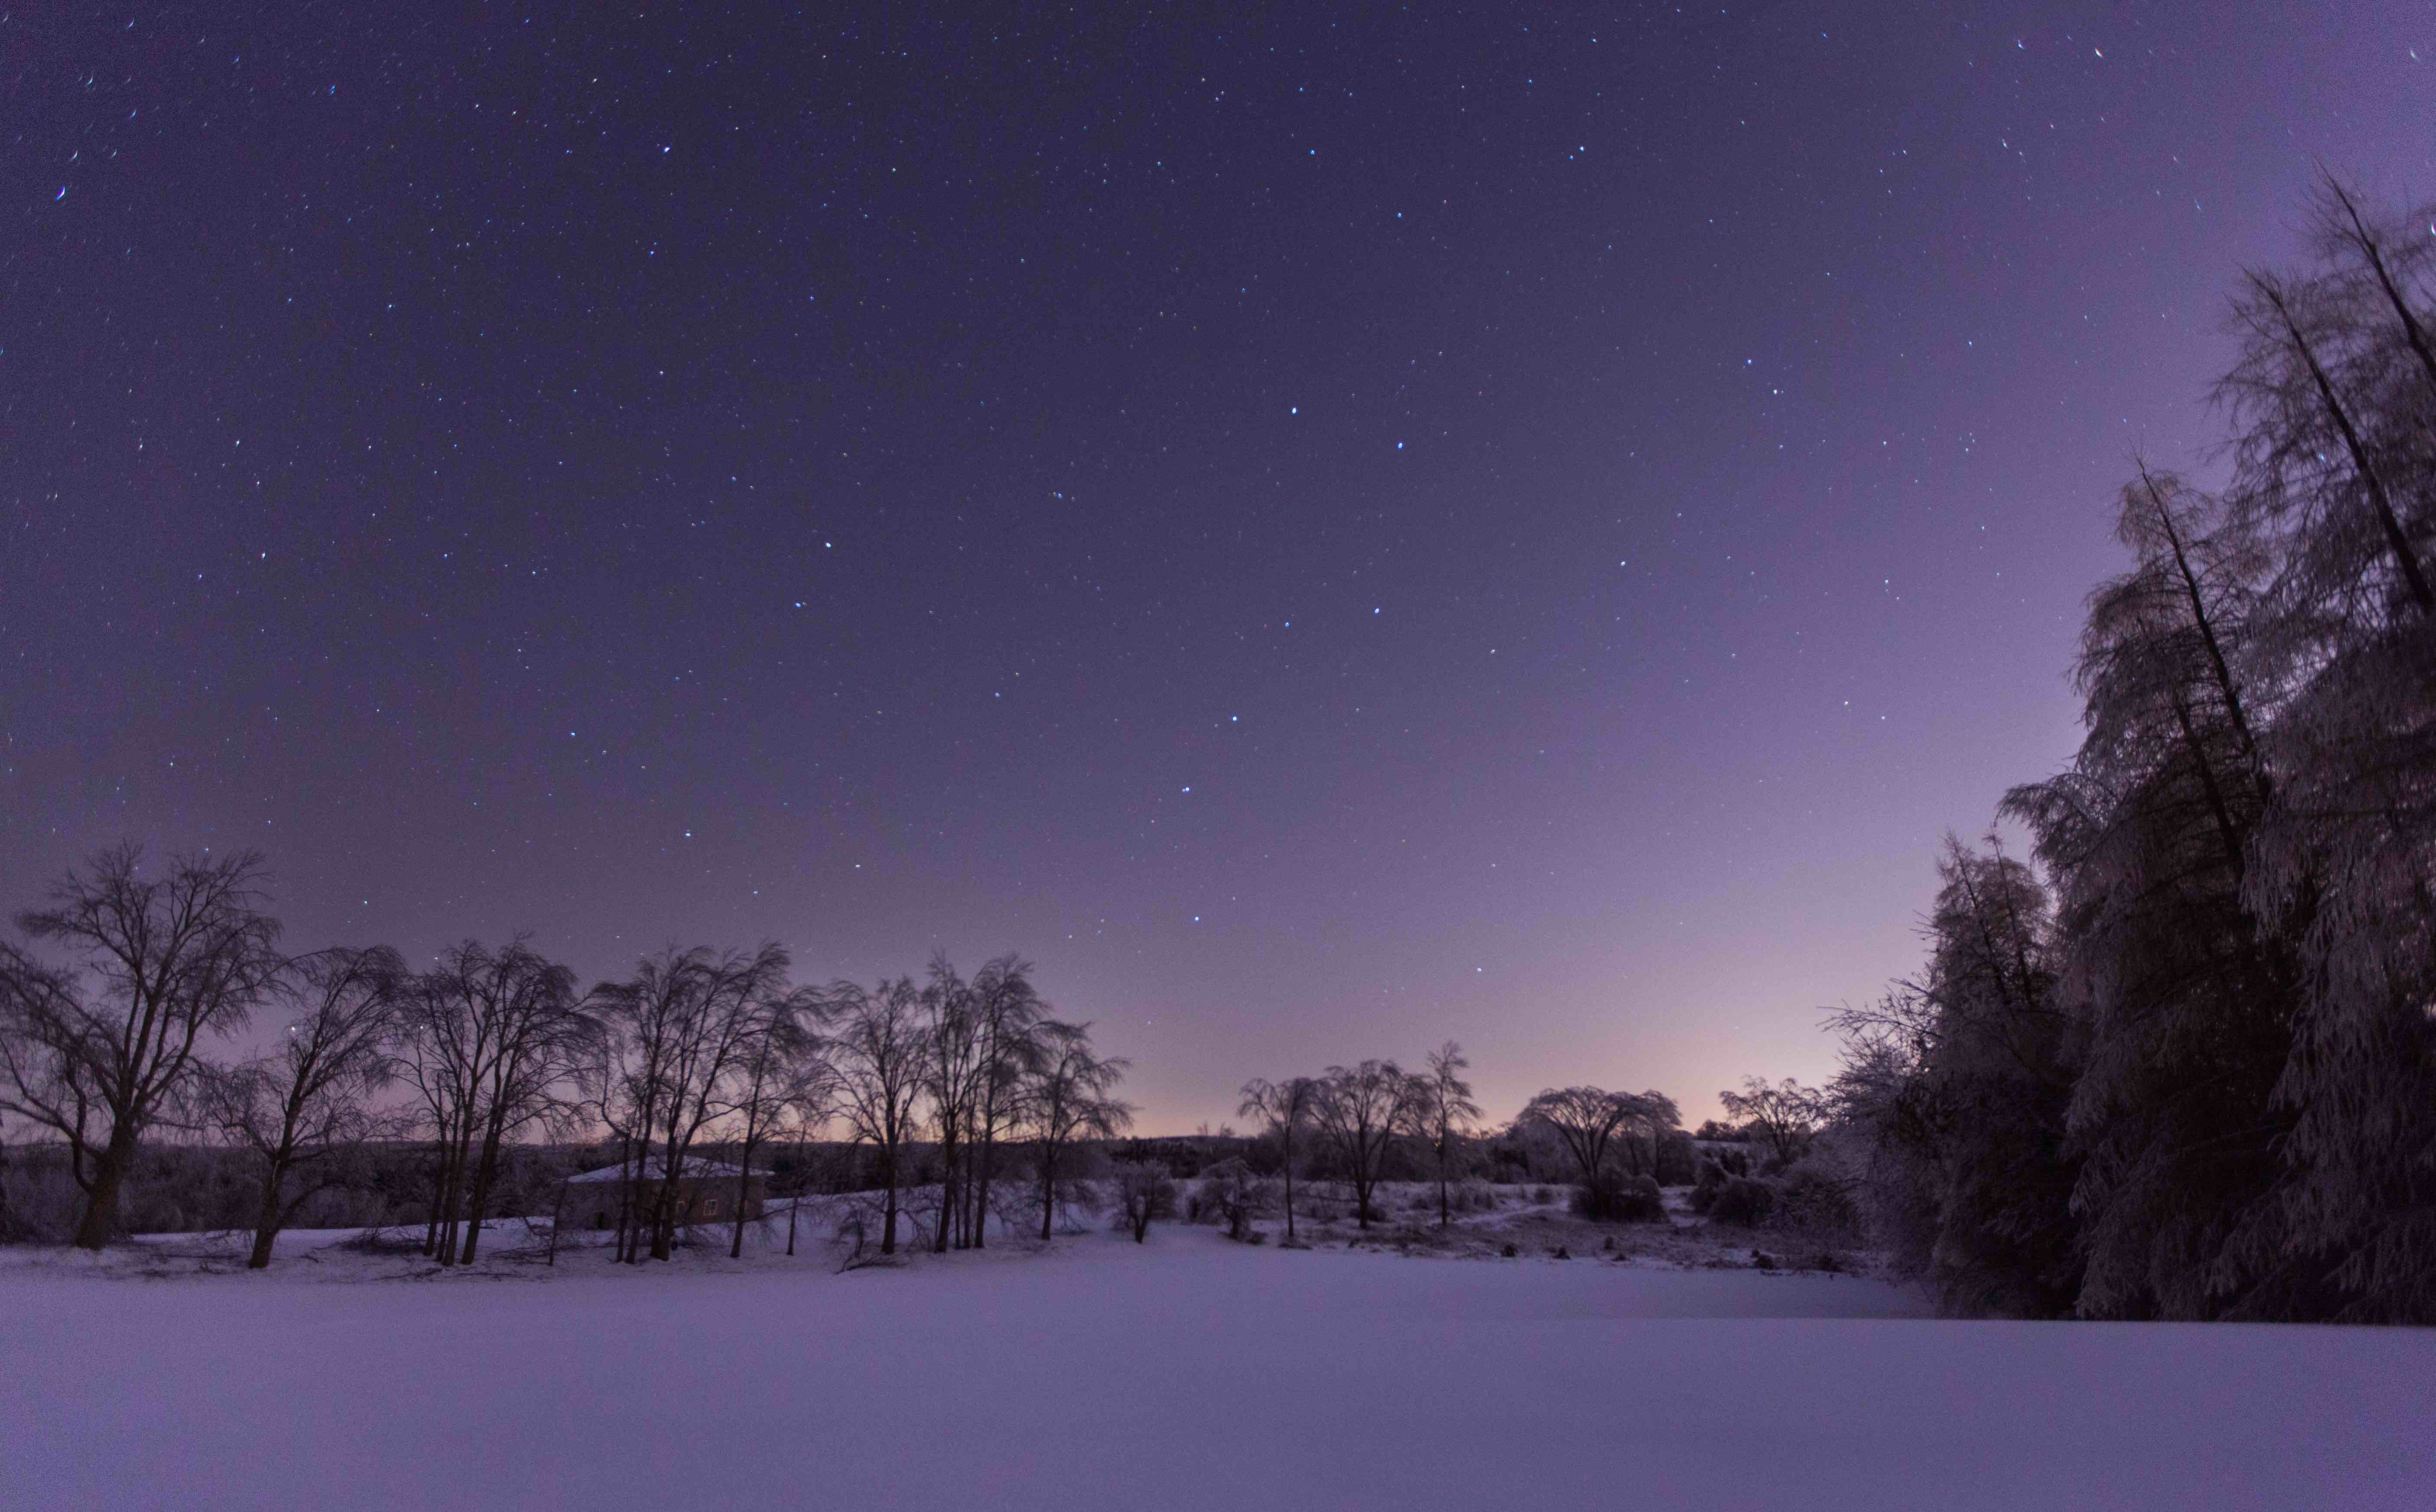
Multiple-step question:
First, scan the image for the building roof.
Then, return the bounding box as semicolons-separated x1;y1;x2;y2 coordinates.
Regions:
565;1156;767;1185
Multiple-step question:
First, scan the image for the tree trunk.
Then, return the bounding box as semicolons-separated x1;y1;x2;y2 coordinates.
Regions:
459;1137;501;1265
933;1130;957;1253
1038;1142;1058;1242
247;1155;290;1269
0;1140;21;1243
650;1174;677;1261
617;1133;646;1263
648;1131;685;1261
972;1125;995;1250
1283;1151;1296;1244
2140;468;2269;797
433;1130;469;1265
731;1132;768;1260
72;1125;141;1251
880;1144;899;1256
422;1142;448;1257
2274;294;2436;613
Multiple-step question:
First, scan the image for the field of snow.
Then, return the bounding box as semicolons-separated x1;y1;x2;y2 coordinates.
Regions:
6;1224;2432;1510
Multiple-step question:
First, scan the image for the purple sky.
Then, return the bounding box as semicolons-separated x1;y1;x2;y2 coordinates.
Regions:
9;2;2433;1131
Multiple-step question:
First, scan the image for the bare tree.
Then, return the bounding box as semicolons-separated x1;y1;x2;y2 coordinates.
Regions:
919;954;981;1253
1718;1077;1824;1171
724;984;826;1259
591;944;787;1262
1022;1020;1131;1241
405;939;590;1266
1238;1074;1318;1244
1403;1043;1482;1227
465;943;589;1264
964;955;1047;1251
1619;1089;1684;1179
1516;1086;1637;1193
827;975;928;1256
399;960;480;1263
1110;1160;1175;1243
1309;1060;1414;1230
0;845;282;1249
200;946;405;1268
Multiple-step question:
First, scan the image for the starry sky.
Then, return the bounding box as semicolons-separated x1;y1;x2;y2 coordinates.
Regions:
7;2;2433;1131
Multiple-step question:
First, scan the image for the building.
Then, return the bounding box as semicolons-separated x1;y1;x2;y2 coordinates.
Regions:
561;1156;768;1231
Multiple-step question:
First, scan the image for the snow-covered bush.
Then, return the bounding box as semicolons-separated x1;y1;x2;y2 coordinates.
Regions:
1707;1176;1778;1227
1188;1159;1262;1240
1689;1158;1729;1215
1449;1178;1498;1214
1654;1130;1700;1186
1771;1159;1861;1237
1571;1171;1666;1223
1109;1162;1176;1242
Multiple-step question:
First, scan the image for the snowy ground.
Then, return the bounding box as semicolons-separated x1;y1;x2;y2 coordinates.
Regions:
6;1217;2433;1510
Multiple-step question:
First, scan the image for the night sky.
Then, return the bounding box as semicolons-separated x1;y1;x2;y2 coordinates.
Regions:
8;3;2432;1130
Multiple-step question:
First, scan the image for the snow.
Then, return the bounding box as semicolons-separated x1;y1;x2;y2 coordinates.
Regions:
4;1224;2431;1509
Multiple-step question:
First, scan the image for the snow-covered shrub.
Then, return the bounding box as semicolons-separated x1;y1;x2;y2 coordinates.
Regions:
1571;1171;1667;1223
1620;1174;1667;1222
1189;1159;1262;1240
1449;1178;1498;1214
1771;1160;1861;1237
337;1225;427;1255
1689;1158;1729;1215
1654;1131;1700;1187
1109;1163;1176;1243
1707;1176;1778;1227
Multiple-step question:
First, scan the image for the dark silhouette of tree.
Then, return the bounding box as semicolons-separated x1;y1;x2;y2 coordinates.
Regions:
1403;1044;1480;1227
200;946;405;1268
1110;1161;1174;1243
2001;468;2301;1319
1238;1074;1318;1243
827;975;928;1256
1309;1060;1414;1229
589;944;787;1262
919;953;981;1254
0;845;282;1249
1516;1086;1637;1191
406;939;589;1266
723;981;825;1259
1718;1077;1824;1172
963;955;1047;1251
1019;1019;1129;1241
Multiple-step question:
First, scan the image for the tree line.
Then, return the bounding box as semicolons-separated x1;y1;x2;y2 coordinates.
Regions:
1234;1047;1698;1238
0;844;1128;1268
1827;179;2436;1324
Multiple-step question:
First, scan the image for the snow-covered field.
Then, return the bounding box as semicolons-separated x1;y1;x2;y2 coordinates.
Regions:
5;1224;2432;1510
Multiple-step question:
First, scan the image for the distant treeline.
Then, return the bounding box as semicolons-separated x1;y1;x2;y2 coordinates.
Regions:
0;1119;1711;1246
1823;179;2436;1325
0;862;1136;1269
